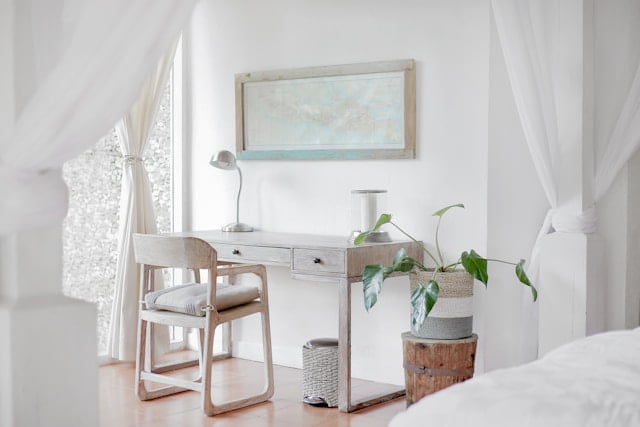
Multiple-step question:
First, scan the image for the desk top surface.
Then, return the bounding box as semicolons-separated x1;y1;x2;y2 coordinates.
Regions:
166;229;414;250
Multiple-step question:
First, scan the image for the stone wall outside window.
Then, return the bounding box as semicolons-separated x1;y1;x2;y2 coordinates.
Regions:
62;84;173;355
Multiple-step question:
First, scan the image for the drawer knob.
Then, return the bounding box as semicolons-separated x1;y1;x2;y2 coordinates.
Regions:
232;249;240;255
313;257;321;264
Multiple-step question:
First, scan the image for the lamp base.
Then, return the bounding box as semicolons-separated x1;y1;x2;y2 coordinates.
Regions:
222;222;253;232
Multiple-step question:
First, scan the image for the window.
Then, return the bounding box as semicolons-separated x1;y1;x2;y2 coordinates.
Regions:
62;46;182;356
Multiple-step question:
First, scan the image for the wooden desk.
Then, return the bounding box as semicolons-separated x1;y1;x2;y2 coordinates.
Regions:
168;230;423;412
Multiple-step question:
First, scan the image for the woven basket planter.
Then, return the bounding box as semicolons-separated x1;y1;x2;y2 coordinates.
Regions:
409;270;474;339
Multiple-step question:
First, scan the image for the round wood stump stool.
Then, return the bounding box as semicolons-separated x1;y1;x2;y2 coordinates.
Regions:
402;332;478;406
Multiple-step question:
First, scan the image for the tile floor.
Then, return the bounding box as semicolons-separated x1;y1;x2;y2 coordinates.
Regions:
99;357;406;427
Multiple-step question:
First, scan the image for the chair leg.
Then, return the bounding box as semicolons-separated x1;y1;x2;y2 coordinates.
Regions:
136;318;193;401
256;265;274;399
202;319;217;416
135;318;149;400
147;322;155;372
198;328;205;380
261;307;275;399
221;321;233;358
220;275;233;359
204;308;274;416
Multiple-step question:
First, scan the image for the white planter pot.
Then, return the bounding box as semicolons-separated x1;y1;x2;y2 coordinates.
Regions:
409;270;474;339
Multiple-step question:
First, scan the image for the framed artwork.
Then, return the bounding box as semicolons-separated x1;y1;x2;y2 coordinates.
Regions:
235;59;416;160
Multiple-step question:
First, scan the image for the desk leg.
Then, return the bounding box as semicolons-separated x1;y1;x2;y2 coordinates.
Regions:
338;278;352;412
338;278;406;413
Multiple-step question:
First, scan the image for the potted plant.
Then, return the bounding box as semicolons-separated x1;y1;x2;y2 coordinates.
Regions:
355;203;537;339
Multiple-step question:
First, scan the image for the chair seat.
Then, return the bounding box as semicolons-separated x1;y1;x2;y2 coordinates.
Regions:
145;283;260;316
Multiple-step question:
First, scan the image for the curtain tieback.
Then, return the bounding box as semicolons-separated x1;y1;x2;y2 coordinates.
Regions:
526;205;598;283
549;206;597;234
123;155;144;164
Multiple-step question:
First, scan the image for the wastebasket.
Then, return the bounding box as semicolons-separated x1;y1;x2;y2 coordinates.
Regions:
302;338;338;407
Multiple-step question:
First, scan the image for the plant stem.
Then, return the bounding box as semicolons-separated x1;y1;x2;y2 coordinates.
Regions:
390;221;440;267
442;261;461;271
485;258;517;266
413;259;430;271
434;216;445;267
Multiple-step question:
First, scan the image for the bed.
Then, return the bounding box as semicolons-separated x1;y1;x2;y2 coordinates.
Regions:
390;328;640;427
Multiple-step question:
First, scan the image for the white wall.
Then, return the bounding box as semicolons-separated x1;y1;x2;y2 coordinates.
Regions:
626;152;640;328
594;0;640;330
186;0;490;384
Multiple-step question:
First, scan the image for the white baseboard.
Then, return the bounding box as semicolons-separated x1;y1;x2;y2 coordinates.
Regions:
232;340;303;369
231;340;403;386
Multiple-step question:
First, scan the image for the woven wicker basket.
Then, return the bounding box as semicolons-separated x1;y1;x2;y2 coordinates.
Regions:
302;338;338;407
410;270;474;339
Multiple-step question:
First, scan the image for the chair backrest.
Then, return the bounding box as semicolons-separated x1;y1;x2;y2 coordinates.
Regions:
133;234;217;270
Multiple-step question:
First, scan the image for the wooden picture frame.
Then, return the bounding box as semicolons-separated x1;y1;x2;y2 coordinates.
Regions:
235;59;416;160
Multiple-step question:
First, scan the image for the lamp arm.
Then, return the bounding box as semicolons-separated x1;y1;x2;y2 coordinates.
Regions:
235;165;243;225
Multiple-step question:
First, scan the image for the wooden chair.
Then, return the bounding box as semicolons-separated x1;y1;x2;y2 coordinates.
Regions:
132;234;274;416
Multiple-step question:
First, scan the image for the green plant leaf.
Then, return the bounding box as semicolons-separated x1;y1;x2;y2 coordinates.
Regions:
425;280;439;314
362;264;385;311
515;259;530;285
393;248;407;265
360;249;418;306
372;213;392;231
353;232;369;245
393;256;418;273
410;285;427;328
353;214;392;245
410;280;439;329
516;259;538;301
432;203;465;217
461;249;488;285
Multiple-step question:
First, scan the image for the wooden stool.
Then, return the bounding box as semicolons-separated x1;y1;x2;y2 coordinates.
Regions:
401;332;478;406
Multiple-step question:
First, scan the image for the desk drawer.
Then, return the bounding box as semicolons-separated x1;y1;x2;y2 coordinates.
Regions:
213;243;290;265
292;248;346;274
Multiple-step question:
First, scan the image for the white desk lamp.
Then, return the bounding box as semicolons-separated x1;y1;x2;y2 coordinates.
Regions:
209;150;253;232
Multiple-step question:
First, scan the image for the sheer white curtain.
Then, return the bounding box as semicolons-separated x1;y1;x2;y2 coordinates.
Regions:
594;61;640;201
0;0;197;237
108;45;178;361
492;0;563;362
493;0;640;361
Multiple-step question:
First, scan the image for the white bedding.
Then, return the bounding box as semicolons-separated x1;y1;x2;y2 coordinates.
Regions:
390;328;640;427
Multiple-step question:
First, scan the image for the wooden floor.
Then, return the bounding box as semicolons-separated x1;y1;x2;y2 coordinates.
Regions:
99;356;407;427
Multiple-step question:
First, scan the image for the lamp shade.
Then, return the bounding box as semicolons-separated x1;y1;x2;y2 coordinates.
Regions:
209;150;237;170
